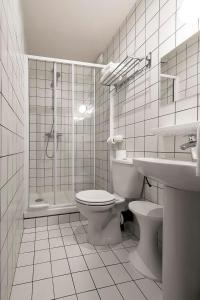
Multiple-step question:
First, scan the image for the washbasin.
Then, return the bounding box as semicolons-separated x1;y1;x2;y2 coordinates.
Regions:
133;157;200;300
133;157;200;192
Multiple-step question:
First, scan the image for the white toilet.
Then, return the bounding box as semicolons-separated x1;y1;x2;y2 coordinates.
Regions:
76;158;144;245
129;200;163;281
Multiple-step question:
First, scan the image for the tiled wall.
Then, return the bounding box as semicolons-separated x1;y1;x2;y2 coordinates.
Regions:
95;0;200;204
29;61;95;199
0;0;26;299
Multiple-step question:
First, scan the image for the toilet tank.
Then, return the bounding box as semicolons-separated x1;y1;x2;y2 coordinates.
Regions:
112;158;144;199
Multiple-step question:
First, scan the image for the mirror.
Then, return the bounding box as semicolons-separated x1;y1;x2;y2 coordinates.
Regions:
160;31;200;103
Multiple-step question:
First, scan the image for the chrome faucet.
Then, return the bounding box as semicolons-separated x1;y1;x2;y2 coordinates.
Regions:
180;135;197;160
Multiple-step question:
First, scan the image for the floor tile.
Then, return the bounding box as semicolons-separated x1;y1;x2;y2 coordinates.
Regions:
84;253;104;269
57;296;77;300
10;282;32;300
22;233;35;242
77;290;100;300
110;242;124;250
79;243;96;255
49;237;64;248
12;223;162;300
65;244;82;257
107;264;132;284
24;228;35;234
99;250;119;265
117;281;146;300
61;227;73;236
72;226;85;235
17;252;34;267
63;235;77;246
95;245;110;252
76;233;88;244
53;274;75;298
34;261;52;280
48;224;60;230
71;221;82;227
50;246;66;260
98;285;123;300
136;278;162;300
36;230;48;240
34;249;50;264
156;281;162;289
113;248;129;262
60;222;71;228
20;242;34;253
122;238;138;248
68;256;88;273
36;226;48;232
32;278;54;300
49;229;61;238
35;239;49;251
52;259;70;276
13;265;33;285
72;270;95;293
123;262;144;280
90;267;114;288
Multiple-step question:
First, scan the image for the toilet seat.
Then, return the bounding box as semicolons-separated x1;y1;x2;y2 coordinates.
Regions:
76;190;115;206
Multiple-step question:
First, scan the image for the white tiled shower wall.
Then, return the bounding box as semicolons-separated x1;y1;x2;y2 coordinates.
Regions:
95;0;200;205
0;0;26;299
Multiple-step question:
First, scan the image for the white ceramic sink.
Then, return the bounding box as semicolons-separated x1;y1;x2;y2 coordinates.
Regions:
133;157;200;192
133;157;200;300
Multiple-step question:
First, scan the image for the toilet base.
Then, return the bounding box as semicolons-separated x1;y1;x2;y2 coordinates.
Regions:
87;211;122;245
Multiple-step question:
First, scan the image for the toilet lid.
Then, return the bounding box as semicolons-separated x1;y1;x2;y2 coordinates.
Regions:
76;190;115;205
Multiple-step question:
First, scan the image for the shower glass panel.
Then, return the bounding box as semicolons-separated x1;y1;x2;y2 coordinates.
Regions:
29;59;58;206
74;66;95;193
28;59;95;208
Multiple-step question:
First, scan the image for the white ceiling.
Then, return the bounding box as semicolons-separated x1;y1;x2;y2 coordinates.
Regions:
21;0;134;62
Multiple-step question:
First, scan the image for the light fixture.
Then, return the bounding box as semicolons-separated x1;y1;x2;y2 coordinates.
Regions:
79;104;87;114
179;0;200;23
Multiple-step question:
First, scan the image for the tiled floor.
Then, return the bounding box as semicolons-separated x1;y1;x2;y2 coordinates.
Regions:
10;220;162;300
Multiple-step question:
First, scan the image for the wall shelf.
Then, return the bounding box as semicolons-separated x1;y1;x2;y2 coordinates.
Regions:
101;53;151;88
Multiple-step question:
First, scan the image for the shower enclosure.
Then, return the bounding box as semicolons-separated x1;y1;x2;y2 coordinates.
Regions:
28;56;104;211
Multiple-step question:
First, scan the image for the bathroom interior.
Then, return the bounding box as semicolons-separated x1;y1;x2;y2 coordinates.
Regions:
1;0;200;299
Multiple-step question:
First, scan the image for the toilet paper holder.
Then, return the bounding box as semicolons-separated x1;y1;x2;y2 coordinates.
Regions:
107;135;123;145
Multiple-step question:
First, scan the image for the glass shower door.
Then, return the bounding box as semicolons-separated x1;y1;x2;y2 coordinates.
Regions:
28;59;96;208
73;65;95;194
29;59;56;206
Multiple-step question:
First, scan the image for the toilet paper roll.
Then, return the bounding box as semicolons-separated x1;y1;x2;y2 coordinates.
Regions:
116;150;127;160
107;135;123;145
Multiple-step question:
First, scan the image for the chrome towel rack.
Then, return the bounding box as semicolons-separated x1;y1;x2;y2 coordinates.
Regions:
101;52;151;88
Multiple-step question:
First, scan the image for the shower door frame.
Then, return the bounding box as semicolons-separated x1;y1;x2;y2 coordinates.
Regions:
27;54;105;209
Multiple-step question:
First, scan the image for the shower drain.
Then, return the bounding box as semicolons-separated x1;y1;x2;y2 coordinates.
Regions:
35;198;44;203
